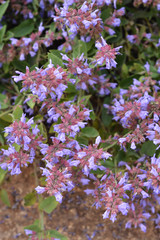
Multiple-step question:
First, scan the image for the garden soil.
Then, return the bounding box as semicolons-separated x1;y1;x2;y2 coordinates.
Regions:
0;165;160;240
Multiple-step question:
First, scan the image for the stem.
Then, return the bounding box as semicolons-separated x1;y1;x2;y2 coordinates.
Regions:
33;161;45;239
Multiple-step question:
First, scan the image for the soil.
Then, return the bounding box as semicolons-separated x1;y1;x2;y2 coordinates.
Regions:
0;165;160;240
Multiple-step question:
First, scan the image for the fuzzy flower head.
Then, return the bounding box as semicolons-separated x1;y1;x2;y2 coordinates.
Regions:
94;36;122;69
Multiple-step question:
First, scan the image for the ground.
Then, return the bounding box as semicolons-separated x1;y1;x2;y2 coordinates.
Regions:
0;166;160;240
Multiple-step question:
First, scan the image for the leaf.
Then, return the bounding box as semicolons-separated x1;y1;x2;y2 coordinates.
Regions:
10;19;34;37
27;98;35;109
0;167;7;184
46;230;68;240
0;113;12;123
24;192;37;206
0;134;4;145
0;93;9;109
79;95;92;105
102;112;112;127
141;141;156;157
100;8;111;22
24;220;41;233
0;25;6;42
0;1;9;20
0;189;11;207
39;122;47;140
13;106;23;120
121;63;128;78
76;135;88;146
0;42;4;50
3;30;14;41
39;196;58;214
0;118;11;131
72;40;87;58
48;52;64;67
12;59;28;72
65;83;77;94
12;143;21;152
81;127;99;138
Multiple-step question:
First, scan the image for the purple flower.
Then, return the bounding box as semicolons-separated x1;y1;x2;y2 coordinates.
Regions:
103;209;110;219
118;202;129;215
82;20;91;29
139;223;146;232
54;192;63;203
144;61;150;72
35;186;46;194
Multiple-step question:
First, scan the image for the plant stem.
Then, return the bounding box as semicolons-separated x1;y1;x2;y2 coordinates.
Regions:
33;160;45;239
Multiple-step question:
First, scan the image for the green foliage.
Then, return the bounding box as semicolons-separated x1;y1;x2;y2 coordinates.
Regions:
81;127;99;138
141;141;157;157
39;196;58;214
24;219;41;233
24;191;37;206
12;106;23;121
46;230;68;240
48;50;64;67
72;40;87;58
0;167;7;184
10;19;35;37
0;1;9;20
0;189;11;207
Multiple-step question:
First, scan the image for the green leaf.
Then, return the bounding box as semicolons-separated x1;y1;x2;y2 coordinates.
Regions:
39;122;47;140
10;19;34;37
79;95;92;106
24;192;37;206
141;141;156;157
39;196;58;214
72;40;87;58
12;59;28;72
0;25;6;42
76;135;88;146
102;111;112;127
0;93;9;109
100;8;111;22
0;167;7;184
0;189;11;207
0;1;9;20
13;106;23;120
27;98;35;109
12;143;21;152
0;118;11;131
81;127;99;138
0;42;4;50
24;220;41;233
0;134;5;145
46;230;68;240
0;113;12;123
3;30;14;41
48;51;64;67
65;82;77;94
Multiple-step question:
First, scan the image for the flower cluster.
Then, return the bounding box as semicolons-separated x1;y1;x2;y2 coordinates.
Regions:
94;36;122;69
110;70;160;150
0;25;60;65
0;114;43;174
53;1;103;41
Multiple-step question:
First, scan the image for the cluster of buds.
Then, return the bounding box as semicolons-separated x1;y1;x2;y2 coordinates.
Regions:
36;135;111;203
133;0;160;10
110;67;160;150
0;24;61;65
94;36;122;69
0;114;43;174
53;1;103;41
13;61;69;102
